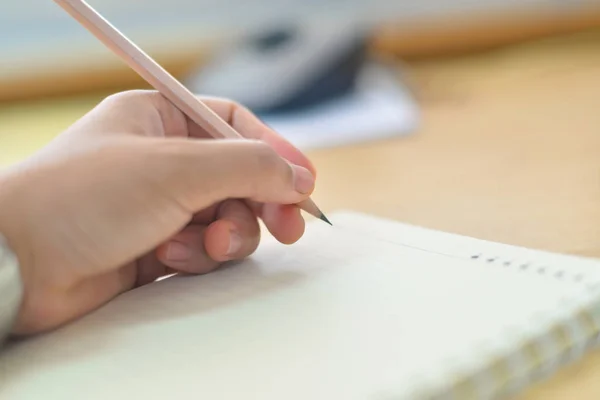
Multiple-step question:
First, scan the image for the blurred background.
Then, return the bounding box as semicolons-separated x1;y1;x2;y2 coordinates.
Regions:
2;0;600;152
2;1;600;95
3;1;600;97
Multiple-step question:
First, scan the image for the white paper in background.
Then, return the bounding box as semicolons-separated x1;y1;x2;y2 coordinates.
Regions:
259;63;420;150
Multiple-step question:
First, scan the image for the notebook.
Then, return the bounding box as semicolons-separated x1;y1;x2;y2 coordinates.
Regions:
1;211;599;399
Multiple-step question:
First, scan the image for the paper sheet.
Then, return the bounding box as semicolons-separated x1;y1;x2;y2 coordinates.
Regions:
1;212;599;399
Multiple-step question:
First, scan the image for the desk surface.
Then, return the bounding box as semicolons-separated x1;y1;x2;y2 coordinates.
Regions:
1;27;600;400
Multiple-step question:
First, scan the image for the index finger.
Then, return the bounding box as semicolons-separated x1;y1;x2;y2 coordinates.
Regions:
191;97;316;175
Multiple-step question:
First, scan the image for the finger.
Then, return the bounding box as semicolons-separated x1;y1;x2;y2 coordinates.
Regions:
260;204;306;245
244;200;306;244
157;200;261;265
190;97;316;175
135;252;178;286
156;139;315;212
155;225;219;275
203;199;261;262
190;202;220;225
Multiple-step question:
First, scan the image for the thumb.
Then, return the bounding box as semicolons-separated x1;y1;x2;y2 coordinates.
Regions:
153;138;316;212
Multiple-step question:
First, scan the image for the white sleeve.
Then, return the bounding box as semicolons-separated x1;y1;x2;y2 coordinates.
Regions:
0;234;23;346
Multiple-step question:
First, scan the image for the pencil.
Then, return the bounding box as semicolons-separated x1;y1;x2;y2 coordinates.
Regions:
53;0;331;225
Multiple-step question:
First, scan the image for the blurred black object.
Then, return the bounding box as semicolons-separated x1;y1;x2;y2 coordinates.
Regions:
186;23;370;114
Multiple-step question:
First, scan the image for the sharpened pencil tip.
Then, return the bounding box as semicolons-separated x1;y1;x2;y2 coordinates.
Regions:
297;199;331;225
319;213;332;226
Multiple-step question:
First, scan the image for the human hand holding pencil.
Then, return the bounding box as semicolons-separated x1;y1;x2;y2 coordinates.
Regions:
1;90;320;334
0;0;328;335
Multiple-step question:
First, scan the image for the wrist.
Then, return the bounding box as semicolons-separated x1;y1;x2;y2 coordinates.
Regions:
0;169;26;341
0;233;23;343
0;167;30;270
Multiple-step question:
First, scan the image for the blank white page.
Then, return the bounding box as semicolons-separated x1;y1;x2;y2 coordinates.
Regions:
1;211;599;399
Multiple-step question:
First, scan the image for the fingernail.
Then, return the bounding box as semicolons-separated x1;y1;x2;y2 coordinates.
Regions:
166;242;191;262
227;230;242;257
292;165;315;194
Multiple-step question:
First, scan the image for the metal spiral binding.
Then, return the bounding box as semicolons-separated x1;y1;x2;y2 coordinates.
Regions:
409;252;600;400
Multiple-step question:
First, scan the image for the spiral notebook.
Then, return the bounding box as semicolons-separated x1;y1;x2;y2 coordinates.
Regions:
1;211;600;399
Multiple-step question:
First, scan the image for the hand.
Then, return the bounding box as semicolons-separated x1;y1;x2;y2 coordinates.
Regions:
0;90;317;335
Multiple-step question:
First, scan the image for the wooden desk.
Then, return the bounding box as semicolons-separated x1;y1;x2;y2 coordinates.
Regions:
1;28;600;400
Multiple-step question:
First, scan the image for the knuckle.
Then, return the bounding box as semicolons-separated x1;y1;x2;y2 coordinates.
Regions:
218;198;247;217
247;141;281;171
200;96;247;113
238;140;293;195
231;100;251;115
101;90;161;108
97;90;174;136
